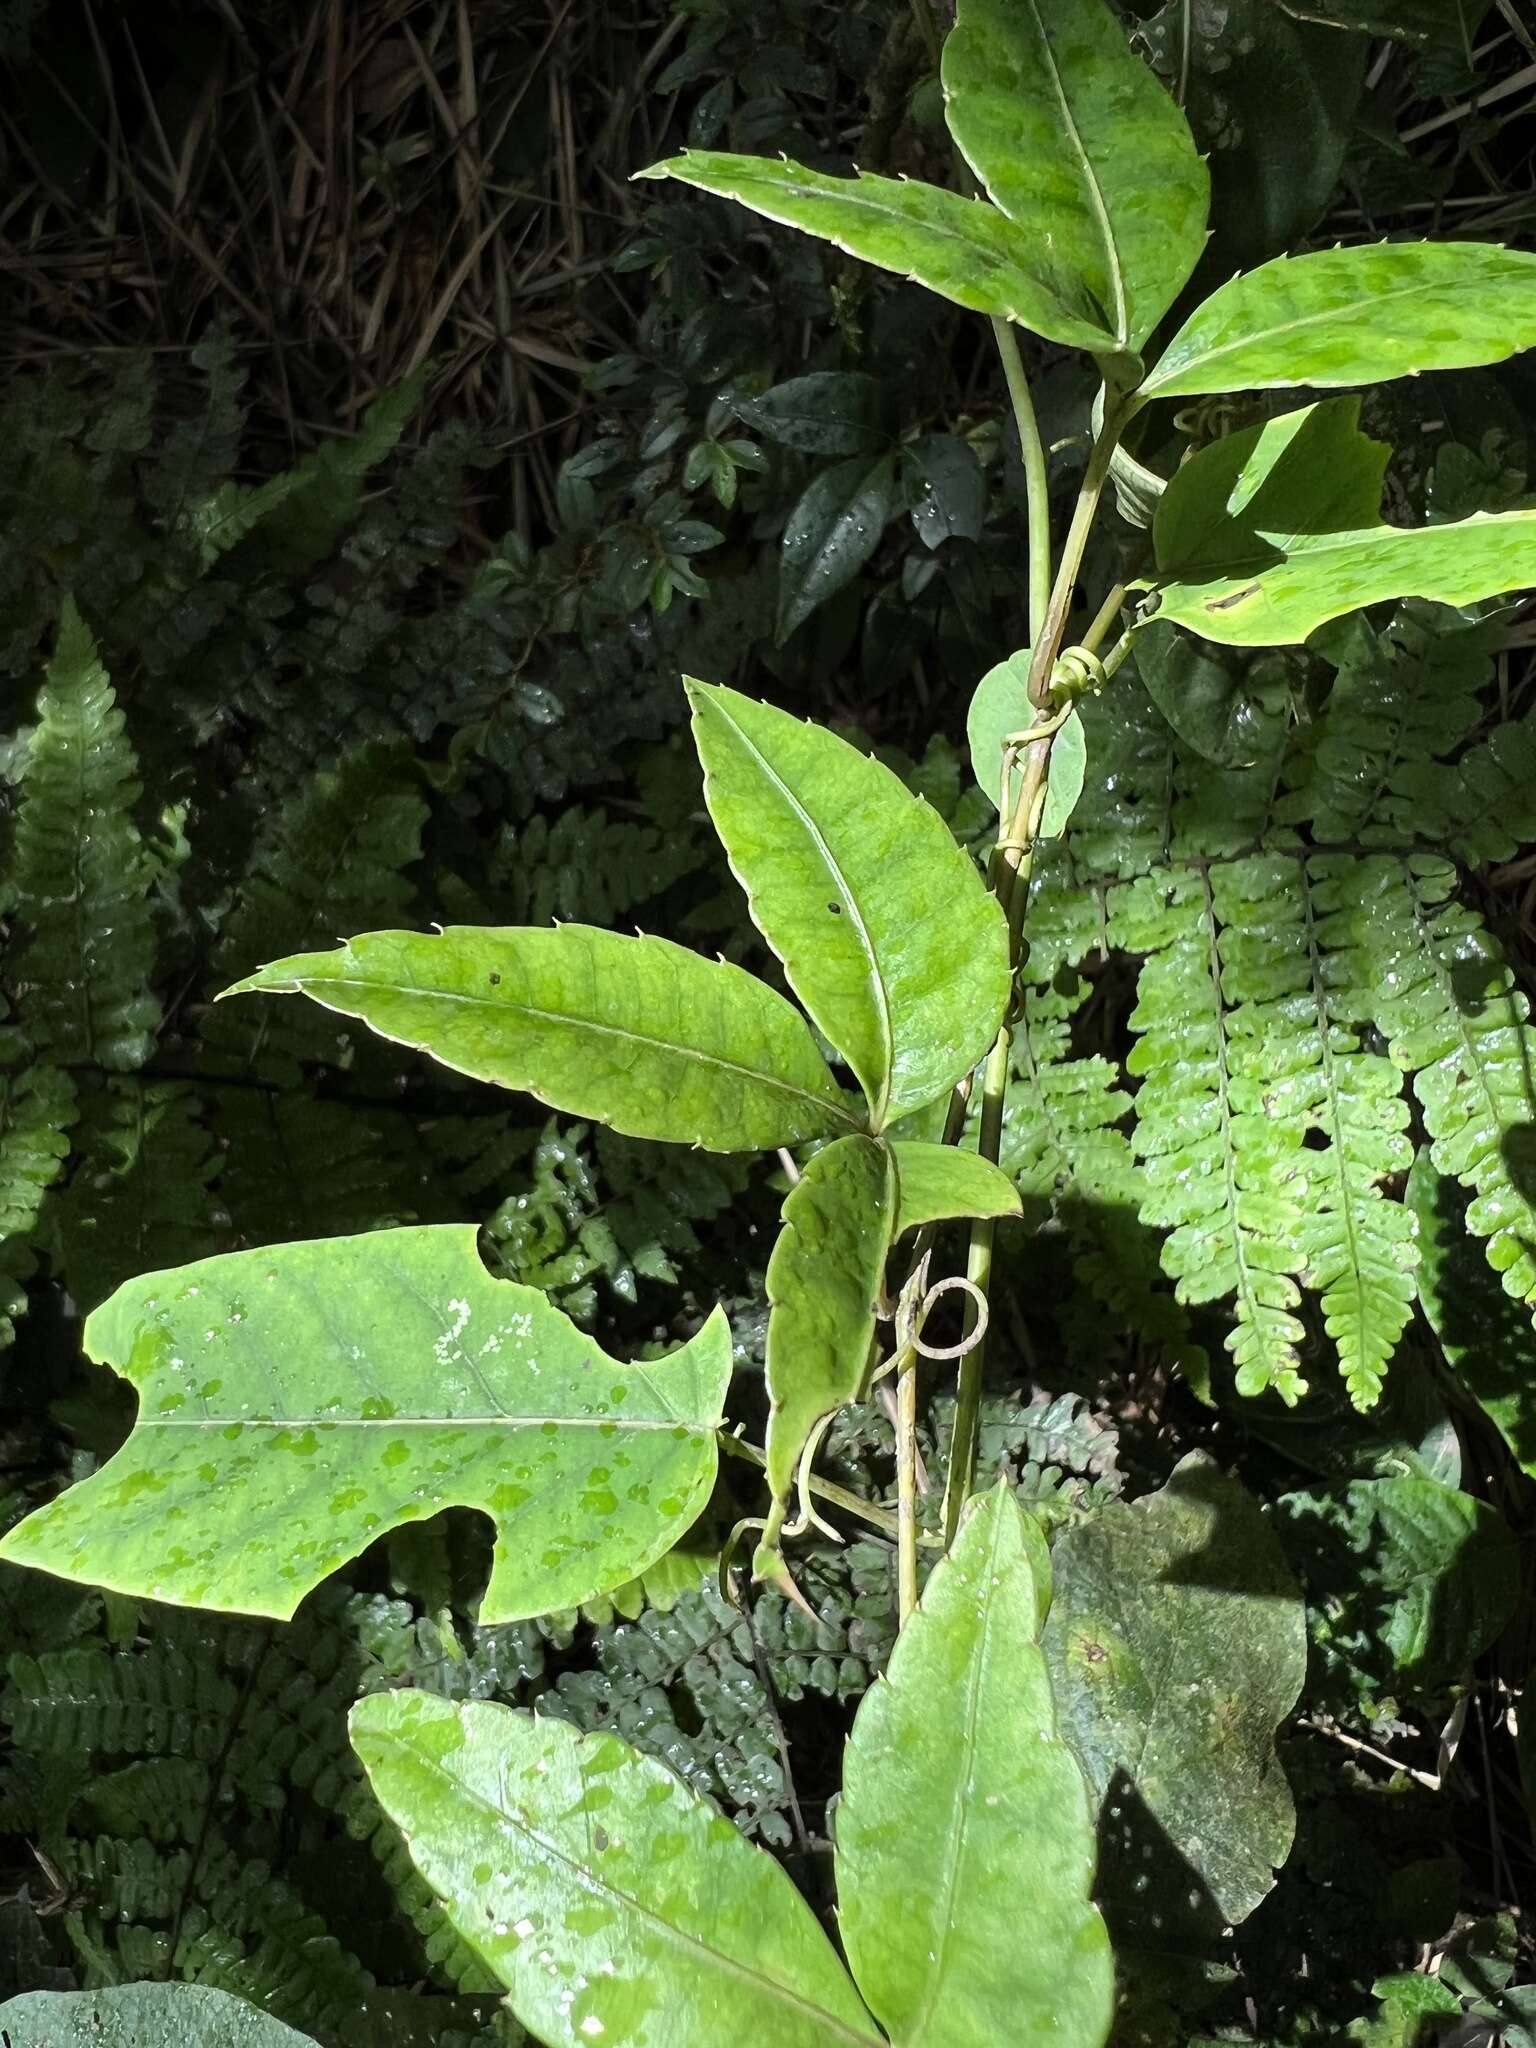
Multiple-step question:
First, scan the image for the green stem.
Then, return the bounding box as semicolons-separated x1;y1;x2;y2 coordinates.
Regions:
908;0;944;73
720;1432;908;1544
991;317;1051;647
941;391;1130;1546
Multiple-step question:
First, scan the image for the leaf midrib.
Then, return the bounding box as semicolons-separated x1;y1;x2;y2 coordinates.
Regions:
1146;269;1518;394
1023;0;1128;346
710;696;895;1126
701;163;1112;344
271;972;858;1128
381;1734;884;2047
137;1414;712;1431
1164;507;1536;587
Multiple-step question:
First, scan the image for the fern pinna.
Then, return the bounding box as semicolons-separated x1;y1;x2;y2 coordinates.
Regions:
1016;594;1536;1410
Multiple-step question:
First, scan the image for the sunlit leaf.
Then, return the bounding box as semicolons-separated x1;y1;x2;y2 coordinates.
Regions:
635;151;1120;352
1043;1454;1307;1937
1141;242;1536;403
688;681;1009;1125
223;924;856;1152
351;1692;881;2048
764;1135;896;1515
1147;397;1536;645
837;1487;1114;2048
890;1140;1021;1237
942;0;1208;351
0;1986;313;2046
0;1227;731;1623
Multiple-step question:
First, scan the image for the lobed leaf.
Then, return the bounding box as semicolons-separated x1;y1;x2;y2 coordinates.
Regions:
1148;397;1536;645
635;151;1120;352
1142;242;1536;402
1043;1455;1307;1936
688;681;1009;1126
0;1226;731;1623
942;0;1208;353
223;923;856;1153
836;1487;1113;2048
763;1135;897;1515
350;1691;881;2048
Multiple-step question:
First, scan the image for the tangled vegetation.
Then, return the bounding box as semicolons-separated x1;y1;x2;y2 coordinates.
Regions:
1;0;1535;2043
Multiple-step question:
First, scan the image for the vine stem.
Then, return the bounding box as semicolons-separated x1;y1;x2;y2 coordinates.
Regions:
939;386;1131;1547
991;317;1051;646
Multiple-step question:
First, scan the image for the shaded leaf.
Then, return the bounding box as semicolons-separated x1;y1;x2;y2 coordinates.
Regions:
1142;0;1365;271
1042;1453;1307;1933
1407;1151;1536;1479
778;451;897;640
1142;241;1536;403
942;0;1209;351
688;681;1009;1125
1277;1475;1519;1694
837;1487;1113;2048
1272;0;1485;41
736;372;889;457
902;434;985;549
0;1226;731;1623
350;1691;881;2048
1133;621;1293;768
223;923;856;1152
635;152;1120;351
890;1140;1022;1237
1147;397;1536;645
1039;708;1088;839
0;1985;313;2046
764;1135;896;1513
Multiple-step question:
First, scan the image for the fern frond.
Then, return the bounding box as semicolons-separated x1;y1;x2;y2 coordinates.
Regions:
1344;853;1536;1310
0;1061;75;1344
1120;867;1310;1400
9;603;159;1069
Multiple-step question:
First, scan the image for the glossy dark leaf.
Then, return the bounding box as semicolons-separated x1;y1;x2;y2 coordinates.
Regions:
778;451;898;641
1134;620;1295;767
902;434;985;549
736;372;889;458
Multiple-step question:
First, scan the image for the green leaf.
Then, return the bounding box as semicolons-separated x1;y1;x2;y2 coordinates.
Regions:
778;451;898;640
350;1691;881;2048
764;1135;896;1511
902;433;985;548
1407;1151;1536;1478
1133;622;1293;768
0;1226;732;1623
687;681;1009;1125
836;1487;1114;2048
0;1985;314;2046
1278;1475;1518;1693
222;923;856;1152
1039;708;1088;839
890;1140;1022;1237
635;152;1120;352
941;0;1209;353
1042;1453;1307;1934
1147;397;1536;646
1142;242;1536;403
736;372;889;457
967;649;1033;816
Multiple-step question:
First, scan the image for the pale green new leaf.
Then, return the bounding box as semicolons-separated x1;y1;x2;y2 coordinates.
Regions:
635;152;1118;352
1142;242;1536;401
350;1692;881;2048
967;649;1032;817
1148;397;1536;645
0;1986;313;2047
890;1140;1021;1238
837;1487;1113;2048
1043;1454;1307;1933
942;0;1208;352
688;681;1009;1126
223;923;856;1152
764;1135;896;1511
0;1226;731;1623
